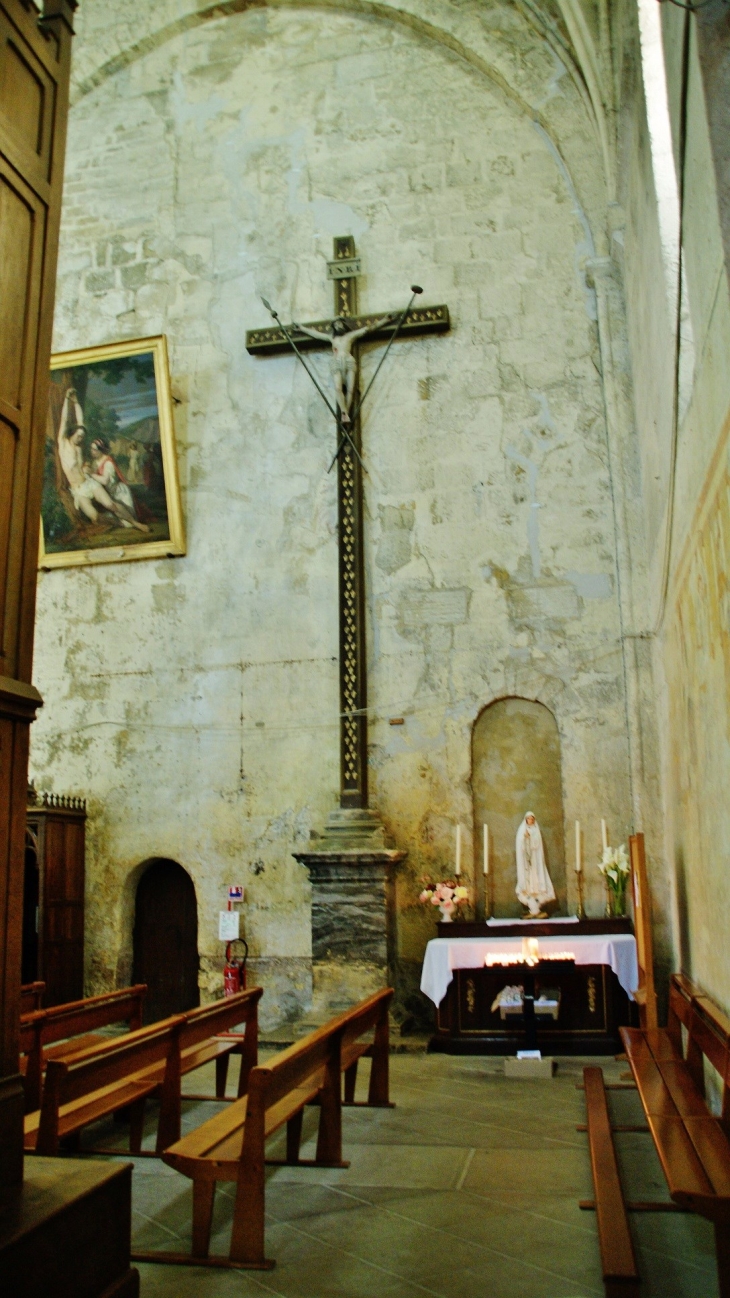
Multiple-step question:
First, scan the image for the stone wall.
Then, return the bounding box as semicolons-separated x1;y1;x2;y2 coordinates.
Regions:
615;0;730;1010
30;0;651;1028
659;3;730;1010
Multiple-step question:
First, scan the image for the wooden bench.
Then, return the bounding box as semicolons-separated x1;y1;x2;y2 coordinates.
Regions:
26;1015;185;1156
137;987;394;1270
620;973;730;1298
20;984;147;1113
155;987;262;1150
20;980;45;1014
25;987;262;1156
331;986;393;1109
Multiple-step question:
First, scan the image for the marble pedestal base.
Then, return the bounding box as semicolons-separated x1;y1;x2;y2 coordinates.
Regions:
294;810;406;1022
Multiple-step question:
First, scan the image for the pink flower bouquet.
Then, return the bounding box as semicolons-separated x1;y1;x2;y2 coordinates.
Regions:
419;879;469;923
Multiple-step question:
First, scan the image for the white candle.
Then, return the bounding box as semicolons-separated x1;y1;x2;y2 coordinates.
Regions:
483;823;489;875
601;818;608;852
455;824;461;876
575;820;581;873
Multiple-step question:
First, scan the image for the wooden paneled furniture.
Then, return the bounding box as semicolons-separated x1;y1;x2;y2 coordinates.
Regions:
24;987;262;1156
0;0;77;1187
430;919;635;1054
20;983;146;1112
137;988;394;1270
582;973;730;1298
25;790;87;1007
0;1159;139;1298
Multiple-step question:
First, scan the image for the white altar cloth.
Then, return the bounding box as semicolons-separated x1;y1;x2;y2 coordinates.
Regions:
420;934;639;1007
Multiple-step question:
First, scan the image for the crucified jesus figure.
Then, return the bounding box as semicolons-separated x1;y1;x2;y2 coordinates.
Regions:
293;314;395;424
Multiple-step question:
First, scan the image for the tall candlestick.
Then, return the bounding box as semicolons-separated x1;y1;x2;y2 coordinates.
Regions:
575;820;581;873
601;819;608;852
455;824;461;876
483;824;489;875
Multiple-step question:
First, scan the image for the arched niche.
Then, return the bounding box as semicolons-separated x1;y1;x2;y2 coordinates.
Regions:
132;858;200;1023
472;698;566;918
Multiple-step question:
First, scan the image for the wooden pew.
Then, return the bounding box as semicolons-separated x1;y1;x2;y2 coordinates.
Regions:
26;1016;184;1156
582;1067;640;1298
339;987;393;1108
20;984;147;1113
620;973;730;1298
137;987;394;1269
628;833;658;1029
155;987;262;1151
20;981;45;1014
24;987;261;1156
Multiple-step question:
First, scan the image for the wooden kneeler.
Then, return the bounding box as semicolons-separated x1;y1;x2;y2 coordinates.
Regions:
582;1067;640;1297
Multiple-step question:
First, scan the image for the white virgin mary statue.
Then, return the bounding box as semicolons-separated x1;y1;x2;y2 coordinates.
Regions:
515;812;556;918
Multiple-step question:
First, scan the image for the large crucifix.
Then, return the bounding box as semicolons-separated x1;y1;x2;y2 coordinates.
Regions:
246;237;450;813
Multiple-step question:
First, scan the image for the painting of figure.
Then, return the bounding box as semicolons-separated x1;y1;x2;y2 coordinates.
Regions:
40;335;185;568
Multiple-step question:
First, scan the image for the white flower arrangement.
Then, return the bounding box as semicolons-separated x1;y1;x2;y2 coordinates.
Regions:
597;844;630;914
597;843;630;883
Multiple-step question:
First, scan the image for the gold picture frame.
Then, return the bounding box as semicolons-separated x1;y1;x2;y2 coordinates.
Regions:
40;335;185;569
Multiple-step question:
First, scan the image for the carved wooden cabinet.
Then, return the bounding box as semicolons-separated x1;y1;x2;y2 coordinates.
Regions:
25;791;86;1007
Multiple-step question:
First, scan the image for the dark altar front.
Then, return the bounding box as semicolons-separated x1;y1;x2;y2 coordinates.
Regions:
426;918;637;1055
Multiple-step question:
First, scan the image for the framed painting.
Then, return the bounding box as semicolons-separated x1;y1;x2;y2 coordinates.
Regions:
39;335;185;569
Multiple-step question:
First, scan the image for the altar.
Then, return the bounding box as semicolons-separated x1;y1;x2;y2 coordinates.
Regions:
421;918;638;1054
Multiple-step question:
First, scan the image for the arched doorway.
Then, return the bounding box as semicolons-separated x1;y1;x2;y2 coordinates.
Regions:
132;859;199;1024
472;698;566;918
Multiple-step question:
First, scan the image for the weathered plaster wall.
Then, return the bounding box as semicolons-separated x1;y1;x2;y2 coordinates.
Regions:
31;0;647;1027
660;5;730;1011
615;0;730;1010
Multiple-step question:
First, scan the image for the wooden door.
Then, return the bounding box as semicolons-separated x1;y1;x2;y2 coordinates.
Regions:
21;832;39;984
0;0;75;1188
133;860;199;1024
41;815;84;1006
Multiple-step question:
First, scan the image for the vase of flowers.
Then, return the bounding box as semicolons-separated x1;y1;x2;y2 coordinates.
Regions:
597;844;630;917
419;879;469;922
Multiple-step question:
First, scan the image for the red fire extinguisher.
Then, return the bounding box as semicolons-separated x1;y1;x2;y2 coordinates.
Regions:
223;938;248;997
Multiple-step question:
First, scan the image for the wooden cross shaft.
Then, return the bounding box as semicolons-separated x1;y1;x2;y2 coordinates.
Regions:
246;237;449;810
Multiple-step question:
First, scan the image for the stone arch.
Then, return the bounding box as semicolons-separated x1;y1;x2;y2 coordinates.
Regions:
132;857;200;1023
471;696;566;918
70;0;609;228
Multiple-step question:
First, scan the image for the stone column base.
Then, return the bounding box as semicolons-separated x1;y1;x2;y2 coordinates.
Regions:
294;809;406;1024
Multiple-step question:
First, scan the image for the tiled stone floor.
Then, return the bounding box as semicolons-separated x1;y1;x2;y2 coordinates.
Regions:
84;1051;718;1297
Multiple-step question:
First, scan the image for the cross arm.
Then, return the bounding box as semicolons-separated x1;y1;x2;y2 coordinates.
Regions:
246;305;450;356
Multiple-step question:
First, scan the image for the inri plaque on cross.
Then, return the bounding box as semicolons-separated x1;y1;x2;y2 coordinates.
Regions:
246;238;449;811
